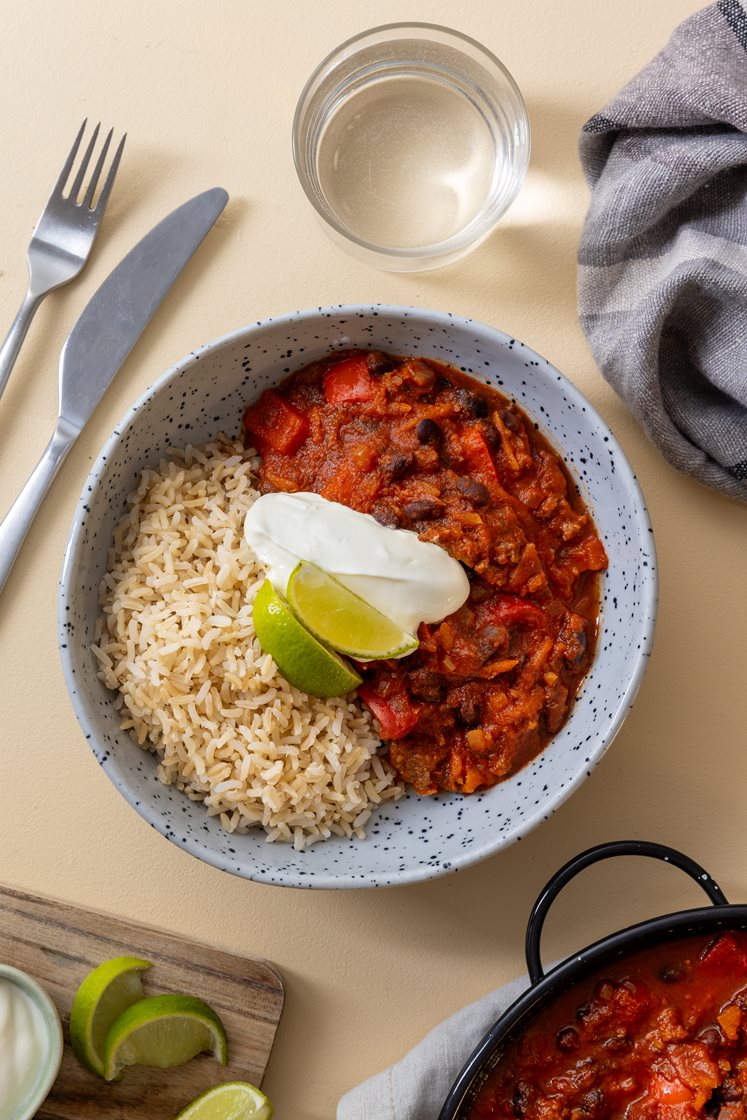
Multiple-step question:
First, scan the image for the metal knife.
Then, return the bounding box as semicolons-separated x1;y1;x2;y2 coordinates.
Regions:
0;186;228;595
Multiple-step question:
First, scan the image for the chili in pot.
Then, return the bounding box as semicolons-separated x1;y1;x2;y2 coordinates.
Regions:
439;841;747;1120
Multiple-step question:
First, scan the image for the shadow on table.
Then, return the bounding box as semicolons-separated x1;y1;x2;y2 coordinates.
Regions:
414;94;594;340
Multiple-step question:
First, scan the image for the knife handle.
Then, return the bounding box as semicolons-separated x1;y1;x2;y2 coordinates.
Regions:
0;416;78;595
0;288;44;403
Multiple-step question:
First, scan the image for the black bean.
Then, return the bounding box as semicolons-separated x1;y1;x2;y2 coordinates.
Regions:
660;964;686;984
403;497;444;521
603;1034;632;1053
720;1074;743;1102
458;697;481;727
556;1026;580;1052
372;507;401;529
512;1081;532;1118
455;387;489;417
481;421;501;449
408;670;445;703
382;452;413;480
500;408;519;431
468;579;493;604
578;1090;604;1117
415;418;442;446
367;351;396;376
456;477;490;505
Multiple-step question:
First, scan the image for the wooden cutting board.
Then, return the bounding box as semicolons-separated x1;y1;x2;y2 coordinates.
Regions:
0;884;284;1118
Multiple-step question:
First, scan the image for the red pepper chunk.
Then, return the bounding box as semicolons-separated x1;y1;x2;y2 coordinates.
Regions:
462;428;500;486
489;594;546;628
698;933;747;976
647;1073;694;1106
243;389;309;454
323;356;375;404
357;679;420;739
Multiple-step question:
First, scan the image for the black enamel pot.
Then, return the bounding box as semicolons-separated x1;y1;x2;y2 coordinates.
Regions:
438;839;746;1120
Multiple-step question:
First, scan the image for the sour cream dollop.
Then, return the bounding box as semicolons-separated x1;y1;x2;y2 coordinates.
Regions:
244;492;469;634
0;978;48;1120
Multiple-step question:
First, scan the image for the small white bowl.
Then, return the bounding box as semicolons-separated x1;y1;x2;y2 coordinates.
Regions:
58;306;657;889
0;965;63;1120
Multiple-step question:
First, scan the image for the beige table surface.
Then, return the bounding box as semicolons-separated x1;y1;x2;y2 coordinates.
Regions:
1;1;745;1117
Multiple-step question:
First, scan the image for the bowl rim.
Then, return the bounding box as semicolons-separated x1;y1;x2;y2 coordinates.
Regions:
0;964;63;1119
58;304;658;889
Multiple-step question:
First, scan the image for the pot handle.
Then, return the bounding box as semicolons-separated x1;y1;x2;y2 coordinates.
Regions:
525;840;729;985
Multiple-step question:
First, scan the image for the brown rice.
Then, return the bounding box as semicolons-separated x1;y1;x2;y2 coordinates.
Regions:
92;435;403;850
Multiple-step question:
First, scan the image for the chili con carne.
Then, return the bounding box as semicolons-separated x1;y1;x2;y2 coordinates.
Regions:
243;350;608;795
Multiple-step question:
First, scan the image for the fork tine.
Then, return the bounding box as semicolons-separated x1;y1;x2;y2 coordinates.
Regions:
92;132;126;216
52;119;87;197
68;122;100;202
82;127;113;210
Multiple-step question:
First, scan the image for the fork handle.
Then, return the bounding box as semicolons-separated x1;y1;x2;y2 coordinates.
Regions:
0;416;79;595
0;288;44;403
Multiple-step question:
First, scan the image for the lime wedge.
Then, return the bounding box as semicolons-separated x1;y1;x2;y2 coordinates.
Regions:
287;561;419;660
252;579;362;698
176;1082;273;1120
102;993;228;1082
69;955;152;1078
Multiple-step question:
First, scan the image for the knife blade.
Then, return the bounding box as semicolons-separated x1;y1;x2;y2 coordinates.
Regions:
60;186;228;430
0;186;229;596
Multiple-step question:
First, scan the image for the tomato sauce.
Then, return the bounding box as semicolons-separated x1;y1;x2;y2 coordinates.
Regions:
468;931;747;1120
243;350;608;795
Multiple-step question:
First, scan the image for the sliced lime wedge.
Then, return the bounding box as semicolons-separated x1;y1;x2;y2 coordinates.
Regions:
102;993;227;1082
69;955;152;1078
287;561;419;660
175;1082;273;1120
252;579;362;698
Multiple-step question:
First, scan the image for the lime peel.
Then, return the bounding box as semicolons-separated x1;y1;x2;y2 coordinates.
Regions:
252;579;362;698
287;561;419;660
175;1081;273;1120
69;955;152;1078
102;993;228;1082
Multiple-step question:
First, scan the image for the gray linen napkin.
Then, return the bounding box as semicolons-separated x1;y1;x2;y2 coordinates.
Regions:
577;0;747;502
336;973;529;1120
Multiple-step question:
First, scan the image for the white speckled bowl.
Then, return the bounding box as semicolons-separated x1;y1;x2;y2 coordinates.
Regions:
59;306;656;889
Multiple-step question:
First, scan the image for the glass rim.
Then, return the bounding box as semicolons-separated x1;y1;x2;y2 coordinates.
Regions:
292;21;531;262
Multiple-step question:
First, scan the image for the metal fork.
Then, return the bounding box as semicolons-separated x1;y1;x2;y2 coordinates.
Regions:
0;120;126;403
